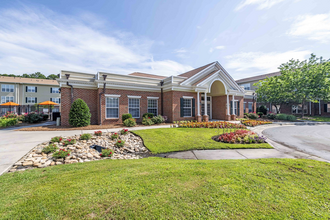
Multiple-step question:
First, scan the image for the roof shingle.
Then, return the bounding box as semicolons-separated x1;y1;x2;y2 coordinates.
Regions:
236;71;281;84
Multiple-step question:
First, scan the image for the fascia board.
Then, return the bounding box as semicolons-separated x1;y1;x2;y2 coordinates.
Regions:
180;63;216;86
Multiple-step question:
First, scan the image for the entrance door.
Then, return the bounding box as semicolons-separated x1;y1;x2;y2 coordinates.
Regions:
201;95;212;119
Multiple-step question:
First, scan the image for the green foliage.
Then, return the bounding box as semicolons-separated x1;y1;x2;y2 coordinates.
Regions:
276;114;288;120
115;140;125;147
123;118;136;127
94;131;102;136
29;72;46;79
0;118;18;127
62;139;76;146
122;114;132;122
111;132;119;140
257;105;267;115
47;74;59;80
142;117;154;125
120;129;128;135
142;113;154;118
248;113;258;119
69;99;91;127
42;144;58;154
80;133;92;140
22;112;43;123
267;113;276;120
152;115;165;124
53;149;70;159
100;148;114;157
51;136;62;143
287;115;297;121
257;112;264;117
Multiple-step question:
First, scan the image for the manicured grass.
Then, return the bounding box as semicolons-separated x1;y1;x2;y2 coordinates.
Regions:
299;116;330;122
1;158;330;219
133;128;272;154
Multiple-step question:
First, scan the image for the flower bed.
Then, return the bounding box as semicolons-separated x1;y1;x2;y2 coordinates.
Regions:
175;121;246;129
242;120;272;127
213;130;266;144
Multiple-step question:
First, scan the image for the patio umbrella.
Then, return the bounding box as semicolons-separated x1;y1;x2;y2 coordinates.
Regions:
38;101;59;120
0;101;19;114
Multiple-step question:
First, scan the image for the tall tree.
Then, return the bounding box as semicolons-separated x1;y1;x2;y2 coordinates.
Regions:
29;72;46;79
47;74;59;80
279;54;330;117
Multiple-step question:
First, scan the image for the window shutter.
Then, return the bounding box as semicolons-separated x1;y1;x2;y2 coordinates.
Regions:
192;98;195;117
26;97;27;103
26;86;28;92
35;87;37;93
59;98;61;104
238;101;240;116
324;104;327;113
180;98;184;117
230;101;233;115
50;98;52;101
35;97;37;103
50;88;52;93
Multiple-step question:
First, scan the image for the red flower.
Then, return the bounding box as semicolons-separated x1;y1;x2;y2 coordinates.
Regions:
100;154;102;156
68;154;70;156
110;152;112;154
118;140;121;143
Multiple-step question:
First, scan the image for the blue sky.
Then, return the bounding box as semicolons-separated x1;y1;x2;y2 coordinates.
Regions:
0;0;329;79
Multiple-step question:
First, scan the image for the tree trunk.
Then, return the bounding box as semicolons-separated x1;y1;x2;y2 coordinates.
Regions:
273;104;279;114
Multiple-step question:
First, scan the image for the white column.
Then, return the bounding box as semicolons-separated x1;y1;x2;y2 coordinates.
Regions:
233;95;235;115
226;94;229;115
204;91;207;115
197;91;200;116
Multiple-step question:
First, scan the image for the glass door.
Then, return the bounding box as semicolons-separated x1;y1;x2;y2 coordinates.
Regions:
201;95;212;119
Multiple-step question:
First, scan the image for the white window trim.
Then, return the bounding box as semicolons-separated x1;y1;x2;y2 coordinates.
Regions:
1;84;14;93
105;97;119;119
27;86;36;93
147;99;158;116
105;94;121;98
127;95;141;99
52;98;61;104
1;96;14;103
26;97;36;104
51;88;60;93
183;98;192;117
147;97;159;99
128;98;140;118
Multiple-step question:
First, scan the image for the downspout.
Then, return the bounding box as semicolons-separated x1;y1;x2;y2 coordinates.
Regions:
99;75;107;125
160;80;164;115
65;74;73;105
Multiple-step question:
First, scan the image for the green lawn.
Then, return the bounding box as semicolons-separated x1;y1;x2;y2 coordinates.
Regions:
1;158;330;219
133;128;272;154
298;116;330;122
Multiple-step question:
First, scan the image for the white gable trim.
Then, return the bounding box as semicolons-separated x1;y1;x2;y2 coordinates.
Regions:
180;62;216;86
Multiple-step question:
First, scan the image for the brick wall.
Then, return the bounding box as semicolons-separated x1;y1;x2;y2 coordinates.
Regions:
212;95;227;120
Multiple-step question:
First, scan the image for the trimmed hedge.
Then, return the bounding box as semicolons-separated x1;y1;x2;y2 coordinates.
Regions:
69;99;91;127
122;114;132;122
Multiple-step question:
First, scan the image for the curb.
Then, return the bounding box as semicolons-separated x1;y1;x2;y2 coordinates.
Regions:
272;122;330;125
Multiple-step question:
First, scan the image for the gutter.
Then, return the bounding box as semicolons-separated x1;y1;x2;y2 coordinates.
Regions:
99;75;107;125
160;80;164;115
65;74;74;104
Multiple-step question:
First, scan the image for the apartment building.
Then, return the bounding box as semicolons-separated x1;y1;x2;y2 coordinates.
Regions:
0;76;60;115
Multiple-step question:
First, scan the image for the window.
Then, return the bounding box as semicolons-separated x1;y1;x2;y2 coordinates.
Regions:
243;102;246;113
183;98;192;117
147;99;158;116
1;96;14;103
51;88;59;93
26;86;37;93
248;102;253;113
292;105;307;114
106;97;119;118
328;104;330;113
26;97;37;104
129;98;140;118
1;84;14;92
241;83;250;90
50;98;61;104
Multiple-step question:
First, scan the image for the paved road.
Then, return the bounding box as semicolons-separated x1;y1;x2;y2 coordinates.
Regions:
263;125;330;161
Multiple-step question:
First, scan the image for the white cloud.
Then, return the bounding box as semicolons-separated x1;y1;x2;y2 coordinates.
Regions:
209;45;225;53
288;13;330;43
235;0;287;11
196;26;201;29
225;49;311;77
0;6;192;76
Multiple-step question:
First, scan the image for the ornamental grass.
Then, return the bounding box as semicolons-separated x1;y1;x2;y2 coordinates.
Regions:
242;120;272;127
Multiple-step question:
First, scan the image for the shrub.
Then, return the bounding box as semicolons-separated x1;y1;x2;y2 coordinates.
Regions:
177;121;246;129
248;113;258;119
100;148;114;157
94;131;102;136
142;117;154;125
120;129;128;135
267;113;276;120
257;105;267;115
257;112;264;117
3;112;18;119
152;115;165;124
122;113;132;122
69;98;91;127
80;133;92;140
17;115;25;121
115;140;125;147
276;113;288;120
53;149;70;159
142;113;154;118
123;118;136;127
51;136;62;143
111;132;119;140
42;144;58;154
62;139;76;146
0;118;18;127
287;115;297;121
23;112;42;123
39;113;48;121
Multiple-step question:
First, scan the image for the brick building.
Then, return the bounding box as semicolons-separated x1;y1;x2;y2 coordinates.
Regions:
58;61;256;126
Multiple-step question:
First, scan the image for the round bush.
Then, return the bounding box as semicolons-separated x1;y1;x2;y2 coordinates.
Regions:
152;115;165;124
123;118;136;127
248;113;258;119
142;113;154;118
69;98;91;127
287;115;297;121
142;117;154;125
276;113;288;120
122;113;132;122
